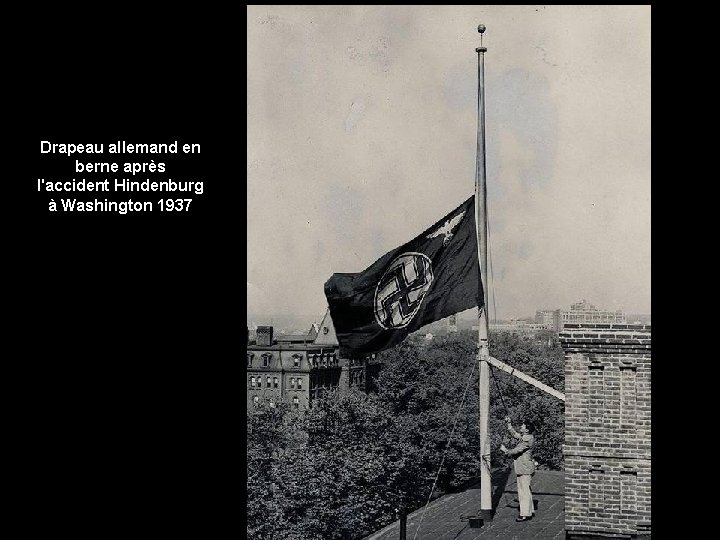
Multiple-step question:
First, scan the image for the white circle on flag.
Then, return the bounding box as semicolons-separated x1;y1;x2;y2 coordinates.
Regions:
373;252;434;330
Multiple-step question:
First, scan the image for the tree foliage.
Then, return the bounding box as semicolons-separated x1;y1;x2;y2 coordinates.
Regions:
246;330;565;538
487;330;565;469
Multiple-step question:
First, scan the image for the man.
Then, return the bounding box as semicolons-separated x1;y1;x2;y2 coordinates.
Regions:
500;416;536;522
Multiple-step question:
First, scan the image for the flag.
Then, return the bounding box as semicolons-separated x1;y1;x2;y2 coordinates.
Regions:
324;196;482;355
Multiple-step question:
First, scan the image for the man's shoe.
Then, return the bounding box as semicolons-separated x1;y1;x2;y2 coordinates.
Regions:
516;516;530;522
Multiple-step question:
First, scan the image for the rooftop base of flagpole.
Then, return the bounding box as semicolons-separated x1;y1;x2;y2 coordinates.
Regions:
468;509;494;527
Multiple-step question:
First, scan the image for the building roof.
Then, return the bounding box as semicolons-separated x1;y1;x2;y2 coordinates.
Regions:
246;342;335;352
362;469;565;539
313;308;339;346
308;323;319;340
275;334;315;344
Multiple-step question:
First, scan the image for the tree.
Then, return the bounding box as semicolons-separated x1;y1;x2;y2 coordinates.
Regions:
487;331;565;469
247;399;306;539
246;328;566;538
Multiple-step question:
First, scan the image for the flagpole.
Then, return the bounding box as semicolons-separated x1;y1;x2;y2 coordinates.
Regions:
475;24;493;523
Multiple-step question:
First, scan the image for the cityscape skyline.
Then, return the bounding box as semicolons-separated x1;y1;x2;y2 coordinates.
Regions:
247;298;651;335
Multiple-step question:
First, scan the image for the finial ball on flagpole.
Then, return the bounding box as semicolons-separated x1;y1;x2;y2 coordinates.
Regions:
478;24;486;34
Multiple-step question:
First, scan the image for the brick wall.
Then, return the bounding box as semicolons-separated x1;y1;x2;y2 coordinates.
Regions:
560;324;650;539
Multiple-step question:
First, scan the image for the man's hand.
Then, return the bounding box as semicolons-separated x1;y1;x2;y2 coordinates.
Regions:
500;444;507;454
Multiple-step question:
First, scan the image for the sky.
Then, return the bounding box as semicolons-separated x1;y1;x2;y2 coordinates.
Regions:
247;5;651;321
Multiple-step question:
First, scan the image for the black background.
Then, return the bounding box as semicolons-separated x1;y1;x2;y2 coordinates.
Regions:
14;5;684;539
20;9;243;536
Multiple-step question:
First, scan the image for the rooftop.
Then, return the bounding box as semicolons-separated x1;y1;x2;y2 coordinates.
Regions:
275;334;316;343
246;342;334;351
363;468;564;540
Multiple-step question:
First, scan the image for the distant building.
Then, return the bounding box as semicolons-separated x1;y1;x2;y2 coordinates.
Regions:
562;299;625;326
489;321;554;334
471;319;554;335
247;310;380;409
535;310;561;331
536;300;626;332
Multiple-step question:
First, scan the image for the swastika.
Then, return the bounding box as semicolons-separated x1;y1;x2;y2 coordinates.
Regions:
373;252;434;329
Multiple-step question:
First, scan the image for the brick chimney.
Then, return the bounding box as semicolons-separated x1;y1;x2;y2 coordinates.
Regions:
560;323;651;539
256;326;274;346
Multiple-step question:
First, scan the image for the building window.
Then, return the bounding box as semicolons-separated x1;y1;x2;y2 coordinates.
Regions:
297;378;303;390
266;376;271;388
273;377;279;388
247;353;253;367
290;377;295;388
293;397;299;409
293;354;301;368
262;353;272;367
250;376;256;388
253;396;259;406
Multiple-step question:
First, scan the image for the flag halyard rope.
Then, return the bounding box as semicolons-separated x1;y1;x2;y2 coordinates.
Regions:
487;202;498;324
490;364;510;417
411;354;478;540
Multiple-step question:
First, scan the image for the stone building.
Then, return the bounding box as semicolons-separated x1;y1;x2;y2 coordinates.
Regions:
562;300;626;327
246;310;379;409
560;323;651;539
537;300;626;332
535;309;562;331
